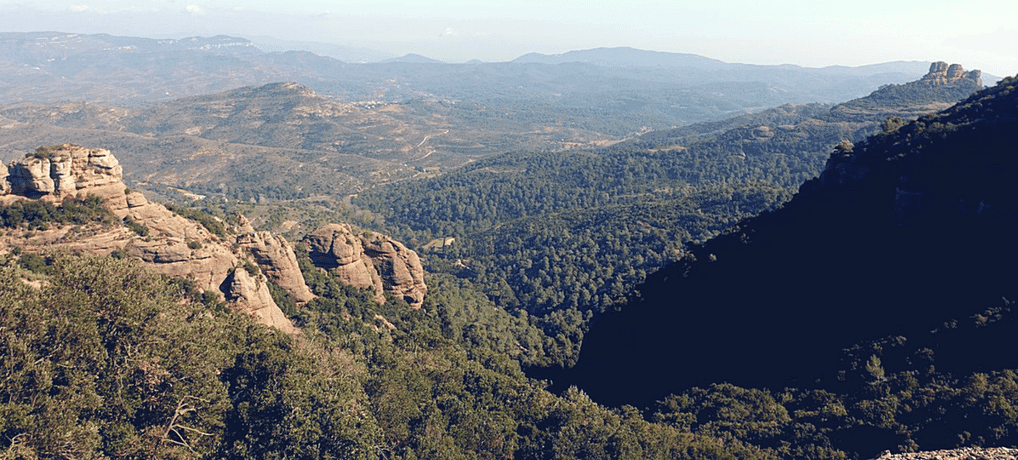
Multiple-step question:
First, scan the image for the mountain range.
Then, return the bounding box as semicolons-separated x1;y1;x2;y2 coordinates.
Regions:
1;32;947;133
0;70;1010;460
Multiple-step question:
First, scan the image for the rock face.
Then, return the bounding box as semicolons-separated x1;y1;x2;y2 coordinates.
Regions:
0;144;298;333
303;223;427;308
920;61;981;87
0;144;426;326
6;145;123;198
235;217;315;303
224;267;299;334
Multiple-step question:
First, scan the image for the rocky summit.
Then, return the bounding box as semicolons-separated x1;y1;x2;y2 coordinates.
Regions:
920;61;982;86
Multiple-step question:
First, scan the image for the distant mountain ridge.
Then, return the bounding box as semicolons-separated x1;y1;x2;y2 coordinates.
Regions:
513;46;933;75
247;35;396;63
512;46;728;68
0;32;256;54
1;31;932;113
381;53;446;64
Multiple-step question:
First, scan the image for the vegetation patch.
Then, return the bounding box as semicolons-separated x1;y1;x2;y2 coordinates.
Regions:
164;203;228;239
0;195;116;229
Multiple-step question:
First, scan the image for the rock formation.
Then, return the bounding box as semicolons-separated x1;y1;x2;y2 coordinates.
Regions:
0;144;297;332
224;266;299;334
920;61;982;86
5;145;123;198
0;144;427;327
303;223;427;308
234;216;315;303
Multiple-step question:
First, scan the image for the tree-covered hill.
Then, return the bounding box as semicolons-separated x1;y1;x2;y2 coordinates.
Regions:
351;63;985;366
567;74;1018;456
0;251;796;459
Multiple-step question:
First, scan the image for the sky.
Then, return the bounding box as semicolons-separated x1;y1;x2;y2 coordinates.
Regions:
0;0;1015;77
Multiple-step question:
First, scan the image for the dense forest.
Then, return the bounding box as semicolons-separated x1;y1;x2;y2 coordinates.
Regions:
568;75;1018;455
1;252;797;459
351;70;983;366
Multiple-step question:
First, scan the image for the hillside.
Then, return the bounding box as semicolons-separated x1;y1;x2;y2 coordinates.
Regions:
0;151;800;460
352;62;985;365
0;80;617;194
564;74;1018;455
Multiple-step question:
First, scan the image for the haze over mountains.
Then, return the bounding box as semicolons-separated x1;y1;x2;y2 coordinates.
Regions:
1;32;938;117
0;32;970;203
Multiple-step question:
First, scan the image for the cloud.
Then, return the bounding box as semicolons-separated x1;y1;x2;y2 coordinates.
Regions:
442;27;458;37
69;4;92;12
185;4;205;16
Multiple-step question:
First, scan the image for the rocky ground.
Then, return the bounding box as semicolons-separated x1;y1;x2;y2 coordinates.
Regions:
874;447;1017;460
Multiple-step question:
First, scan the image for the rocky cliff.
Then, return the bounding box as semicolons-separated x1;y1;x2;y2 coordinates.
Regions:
233;215;316;303
4;145;124;199
0;144;299;332
0;143;427;330
303;223;427;308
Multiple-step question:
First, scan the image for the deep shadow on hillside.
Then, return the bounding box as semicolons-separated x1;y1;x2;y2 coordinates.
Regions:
559;76;1018;409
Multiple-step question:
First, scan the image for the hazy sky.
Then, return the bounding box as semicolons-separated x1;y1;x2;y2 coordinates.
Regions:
1;0;1015;76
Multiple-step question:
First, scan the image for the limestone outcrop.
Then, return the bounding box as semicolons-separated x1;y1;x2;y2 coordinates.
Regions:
0;144;297;333
0;144;425;326
235;216;315;303
303;223;427;308
6;145;123;199
920;61;982;87
362;237;428;309
224;267;299;334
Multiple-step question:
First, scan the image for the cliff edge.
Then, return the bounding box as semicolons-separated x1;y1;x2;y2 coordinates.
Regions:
0;143;429;330
0;144;299;333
